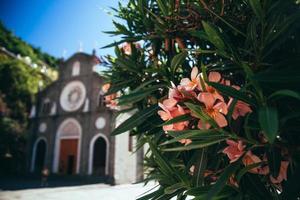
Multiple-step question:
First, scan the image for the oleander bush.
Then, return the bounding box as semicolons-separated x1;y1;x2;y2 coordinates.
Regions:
103;0;300;199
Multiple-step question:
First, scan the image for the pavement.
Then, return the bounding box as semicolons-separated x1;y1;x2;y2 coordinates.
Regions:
0;182;157;200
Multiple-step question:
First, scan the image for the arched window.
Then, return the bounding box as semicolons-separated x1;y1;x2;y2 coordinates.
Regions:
41;99;51;115
72;61;80;76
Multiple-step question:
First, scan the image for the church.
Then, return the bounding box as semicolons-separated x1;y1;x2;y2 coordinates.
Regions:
28;52;143;184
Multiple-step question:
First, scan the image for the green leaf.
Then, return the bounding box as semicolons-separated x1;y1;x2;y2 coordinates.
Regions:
163;138;227;151
118;85;162;105
189;30;208;40
194;148;208;187
148;139;178;181
159;114;192;127
136;187;164;200
240;173;272;199
249;0;263;20
266;147;281;178
205;161;240;200
268;90;300;101
186;185;211;196
156;0;168;16
170;51;188;73
160;129;226;146
258;106;279;143
202;21;225;51
113;21;132;35
208;82;256;106
111;105;159;135
115;57;140;73
236;162;263;182
164;183;185;194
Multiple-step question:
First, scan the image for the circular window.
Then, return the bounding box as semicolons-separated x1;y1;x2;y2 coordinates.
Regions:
39;123;47;133
95;117;106;129
60;81;86;112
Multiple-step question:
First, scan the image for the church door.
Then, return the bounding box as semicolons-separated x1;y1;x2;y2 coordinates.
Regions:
92;137;106;176
59;139;78;175
34;140;46;173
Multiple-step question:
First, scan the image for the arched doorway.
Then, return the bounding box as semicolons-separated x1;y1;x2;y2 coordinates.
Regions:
31;138;47;173
93;137;106;175
88;134;109;176
53;118;81;174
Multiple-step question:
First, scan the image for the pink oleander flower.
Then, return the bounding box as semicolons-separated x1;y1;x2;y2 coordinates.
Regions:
270;161;289;184
102;83;111;93
105;93;118;109
228;98;252;120
199;71;224;102
169;82;197;101
229;175;239;188
197;93;228;129
121;42;141;55
242;151;267;174
157;98;189;131
180;67;201;91
223;140;245;163
101;83;119;109
179;139;192;145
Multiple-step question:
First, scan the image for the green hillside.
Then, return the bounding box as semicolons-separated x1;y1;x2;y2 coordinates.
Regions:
0;21;59;67
0;22;58;176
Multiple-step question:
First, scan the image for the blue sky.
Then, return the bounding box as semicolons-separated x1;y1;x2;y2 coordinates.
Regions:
0;0;126;58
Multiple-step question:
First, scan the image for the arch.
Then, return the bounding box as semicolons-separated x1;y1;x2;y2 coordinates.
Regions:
88;133;109;175
72;61;80;76
31;137;47;172
53;118;82;174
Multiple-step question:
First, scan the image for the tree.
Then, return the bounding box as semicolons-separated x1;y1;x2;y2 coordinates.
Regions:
104;0;300;199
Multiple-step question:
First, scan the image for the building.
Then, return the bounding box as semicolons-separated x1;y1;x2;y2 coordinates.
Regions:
28;52;143;184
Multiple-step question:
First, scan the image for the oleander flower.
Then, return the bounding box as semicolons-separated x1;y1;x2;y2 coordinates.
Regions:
228;98;252;120
101;83;119;109
179;139;192;145
180;67;201;91
102;83;111;93
270;161;289;184
223;140;245;163
197;93;228;128
199;71;224;102
157;98;189;131
169;82;197;101
241;151;270;175
121;42;141;55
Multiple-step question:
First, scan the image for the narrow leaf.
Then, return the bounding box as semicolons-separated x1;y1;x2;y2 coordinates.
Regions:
258;106;279;143
159;114;192;127
202;21;225;51
171;51;188;73
249;0;263;20
205;161;240;200
208;82;256;106
269;90;300;101
163;138;227;151
111;105;158;135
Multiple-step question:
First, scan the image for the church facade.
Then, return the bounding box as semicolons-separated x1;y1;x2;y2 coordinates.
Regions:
28;52;143;184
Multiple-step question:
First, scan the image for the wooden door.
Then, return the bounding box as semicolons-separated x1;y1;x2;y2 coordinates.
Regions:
59;139;78;174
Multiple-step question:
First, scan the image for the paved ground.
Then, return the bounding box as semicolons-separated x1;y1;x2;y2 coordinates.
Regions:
0;182;157;200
